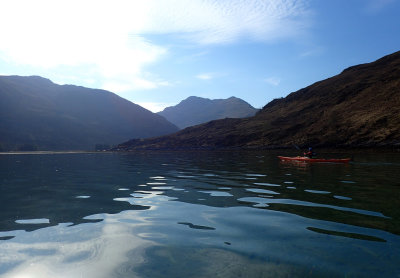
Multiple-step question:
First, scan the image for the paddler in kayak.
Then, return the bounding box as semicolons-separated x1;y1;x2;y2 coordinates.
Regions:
304;147;316;158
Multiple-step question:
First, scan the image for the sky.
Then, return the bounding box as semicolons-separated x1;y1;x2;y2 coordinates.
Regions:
0;0;399;112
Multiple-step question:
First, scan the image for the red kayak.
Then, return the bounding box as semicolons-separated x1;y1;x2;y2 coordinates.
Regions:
278;156;351;163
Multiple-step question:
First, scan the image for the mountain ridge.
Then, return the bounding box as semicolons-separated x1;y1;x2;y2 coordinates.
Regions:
0;75;179;151
115;50;400;151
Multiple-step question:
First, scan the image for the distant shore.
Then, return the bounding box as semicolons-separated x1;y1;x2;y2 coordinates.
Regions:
0;151;105;155
1;147;399;155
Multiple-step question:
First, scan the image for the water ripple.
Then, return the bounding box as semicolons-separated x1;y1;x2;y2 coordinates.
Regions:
15;218;50;224
238;197;389;218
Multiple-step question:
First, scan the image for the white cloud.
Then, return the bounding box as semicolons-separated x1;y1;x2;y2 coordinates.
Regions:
196;72;228;80
264;77;281;86
0;0;167;91
0;0;311;93
196;73;214;80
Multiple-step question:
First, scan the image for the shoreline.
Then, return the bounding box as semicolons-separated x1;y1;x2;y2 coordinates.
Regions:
1;146;399;155
0;151;104;155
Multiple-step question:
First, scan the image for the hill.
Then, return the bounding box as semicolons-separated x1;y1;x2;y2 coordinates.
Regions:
158;96;258;129
115;50;400;150
0;76;178;151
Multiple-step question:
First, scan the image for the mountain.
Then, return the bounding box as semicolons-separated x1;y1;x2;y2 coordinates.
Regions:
0;76;178;151
158;96;258;129
116;50;400;150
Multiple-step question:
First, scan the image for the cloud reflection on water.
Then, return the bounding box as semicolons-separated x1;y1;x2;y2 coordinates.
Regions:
0;211;153;278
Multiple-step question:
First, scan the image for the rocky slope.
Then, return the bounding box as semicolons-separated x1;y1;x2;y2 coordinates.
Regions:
115;51;400;150
158;96;258;129
0;76;178;151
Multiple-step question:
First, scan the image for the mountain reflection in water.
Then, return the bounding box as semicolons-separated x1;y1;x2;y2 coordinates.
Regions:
0;151;399;277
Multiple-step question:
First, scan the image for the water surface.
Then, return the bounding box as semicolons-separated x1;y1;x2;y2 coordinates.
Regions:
0;151;399;277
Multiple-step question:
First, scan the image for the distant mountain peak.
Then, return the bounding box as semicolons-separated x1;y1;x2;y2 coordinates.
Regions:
158;96;258;129
186;96;204;100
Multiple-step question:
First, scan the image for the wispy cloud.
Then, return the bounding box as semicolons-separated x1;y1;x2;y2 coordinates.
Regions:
299;46;324;58
0;0;311;93
196;73;214;80
264;77;281;86
142;0;311;44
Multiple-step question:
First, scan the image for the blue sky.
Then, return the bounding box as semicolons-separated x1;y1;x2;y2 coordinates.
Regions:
0;0;399;112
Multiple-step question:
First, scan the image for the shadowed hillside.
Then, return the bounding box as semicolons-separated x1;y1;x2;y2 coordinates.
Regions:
115;51;400;150
158;96;258;129
0;76;178;151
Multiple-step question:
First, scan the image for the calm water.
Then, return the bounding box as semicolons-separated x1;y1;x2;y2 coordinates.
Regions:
0;151;399;277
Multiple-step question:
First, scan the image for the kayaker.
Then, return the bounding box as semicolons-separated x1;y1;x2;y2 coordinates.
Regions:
304;147;316;158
